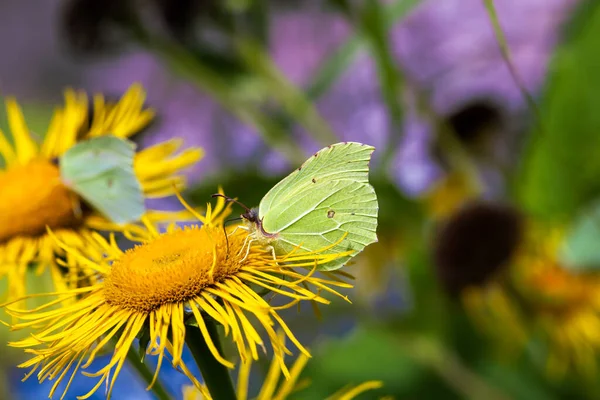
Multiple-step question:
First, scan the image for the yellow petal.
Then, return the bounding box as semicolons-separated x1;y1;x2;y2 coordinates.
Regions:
135;148;203;181
40;107;63;157
5;98;38;163
0;128;16;166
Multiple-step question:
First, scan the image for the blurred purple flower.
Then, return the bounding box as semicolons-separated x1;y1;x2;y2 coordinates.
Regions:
0;1;85;101
318;55;391;150
0;0;582;200
271;8;350;86
391;0;580;195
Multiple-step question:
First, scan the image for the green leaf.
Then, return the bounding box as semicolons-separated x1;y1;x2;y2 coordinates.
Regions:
298;326;428;399
517;1;600;219
297;325;517;399
558;198;600;271
477;361;559;400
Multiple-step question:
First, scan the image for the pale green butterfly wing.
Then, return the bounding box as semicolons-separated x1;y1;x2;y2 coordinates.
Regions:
259;142;373;212
259;142;378;270
69;168;146;224
264;179;378;270
60;136;137;181
59;135;145;224
559;200;600;271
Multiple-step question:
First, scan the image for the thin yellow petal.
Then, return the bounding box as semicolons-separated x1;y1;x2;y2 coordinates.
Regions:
273;353;310;400
0;128;16;165
327;381;384;400
5;98;38;162
237;360;252;400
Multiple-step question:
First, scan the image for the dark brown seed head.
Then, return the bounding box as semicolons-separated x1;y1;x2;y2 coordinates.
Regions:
433;201;523;297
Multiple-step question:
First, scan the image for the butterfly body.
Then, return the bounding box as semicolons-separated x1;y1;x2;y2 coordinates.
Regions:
242;208;278;241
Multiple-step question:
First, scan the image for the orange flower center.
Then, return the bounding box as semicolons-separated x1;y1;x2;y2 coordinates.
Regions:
0;160;82;242
104;226;246;312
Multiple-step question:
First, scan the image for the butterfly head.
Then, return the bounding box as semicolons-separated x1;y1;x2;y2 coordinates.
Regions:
241;208;259;223
211;193;260;225
244;208;279;241
212;194;278;241
241;208;262;235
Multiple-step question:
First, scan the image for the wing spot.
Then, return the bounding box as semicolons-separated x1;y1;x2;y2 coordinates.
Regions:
107;179;114;188
312;178;316;183
327;210;335;218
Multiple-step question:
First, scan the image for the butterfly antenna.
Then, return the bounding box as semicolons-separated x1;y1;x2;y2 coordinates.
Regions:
225;216;243;224
221;217;247;260
222;223;230;260
211;193;252;213
212;194;253;259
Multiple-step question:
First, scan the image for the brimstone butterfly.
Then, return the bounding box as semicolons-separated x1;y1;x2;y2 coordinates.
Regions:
227;142;379;271
59;135;145;224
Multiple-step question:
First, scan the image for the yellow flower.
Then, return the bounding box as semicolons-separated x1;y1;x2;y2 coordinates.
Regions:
183;333;384;400
422;171;481;221
513;225;600;378
0;83;202;298
5;194;353;400
463;222;600;379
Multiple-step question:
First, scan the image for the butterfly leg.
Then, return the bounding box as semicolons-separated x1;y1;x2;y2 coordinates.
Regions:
228;224;248;237
266;245;277;261
236;233;277;263
239;237;258;263
237;234;254;260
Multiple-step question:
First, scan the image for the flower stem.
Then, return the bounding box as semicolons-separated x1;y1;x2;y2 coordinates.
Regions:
186;320;237;400
398;335;510;400
125;347;171;400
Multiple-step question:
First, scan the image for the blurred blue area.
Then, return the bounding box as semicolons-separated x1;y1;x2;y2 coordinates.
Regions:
11;344;203;400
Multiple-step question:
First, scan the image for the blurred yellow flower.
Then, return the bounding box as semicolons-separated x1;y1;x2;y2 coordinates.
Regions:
183;334;384;400
464;222;600;378
5;194;353;399
513;225;600;378
423;171;481;221
0;83;202;299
